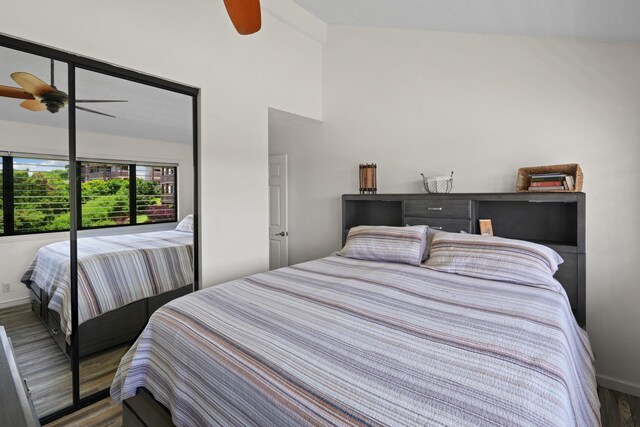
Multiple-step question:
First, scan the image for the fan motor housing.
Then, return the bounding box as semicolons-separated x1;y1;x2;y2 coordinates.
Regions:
40;89;68;114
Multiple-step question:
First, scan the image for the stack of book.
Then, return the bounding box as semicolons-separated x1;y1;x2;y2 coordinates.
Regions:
528;172;576;191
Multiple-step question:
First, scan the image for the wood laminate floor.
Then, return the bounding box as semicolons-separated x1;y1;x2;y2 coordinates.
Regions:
599;387;640;427
0;303;130;418
46;398;122;427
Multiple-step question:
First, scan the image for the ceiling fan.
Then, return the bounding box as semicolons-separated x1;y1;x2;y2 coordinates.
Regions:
0;59;127;118
224;0;261;35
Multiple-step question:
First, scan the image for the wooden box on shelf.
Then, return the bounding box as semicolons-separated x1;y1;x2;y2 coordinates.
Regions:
516;163;583;193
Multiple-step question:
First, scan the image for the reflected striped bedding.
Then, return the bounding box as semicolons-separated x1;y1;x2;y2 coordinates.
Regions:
111;255;599;426
21;230;193;338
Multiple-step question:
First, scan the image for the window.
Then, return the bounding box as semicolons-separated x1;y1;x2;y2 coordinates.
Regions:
0;156;177;236
80;162;130;227
11;157;70;234
136;165;177;223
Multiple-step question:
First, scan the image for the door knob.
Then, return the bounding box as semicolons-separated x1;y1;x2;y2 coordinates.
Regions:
274;231;288;236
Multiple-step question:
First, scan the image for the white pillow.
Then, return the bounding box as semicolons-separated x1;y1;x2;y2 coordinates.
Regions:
175;214;194;233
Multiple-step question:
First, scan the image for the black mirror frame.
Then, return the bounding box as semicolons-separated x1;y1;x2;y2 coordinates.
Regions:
0;33;200;425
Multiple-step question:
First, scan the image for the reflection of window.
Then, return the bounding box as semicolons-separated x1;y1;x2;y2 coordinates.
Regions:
136;165;177;224
0;155;178;237
2;157;70;235
80;162;130;228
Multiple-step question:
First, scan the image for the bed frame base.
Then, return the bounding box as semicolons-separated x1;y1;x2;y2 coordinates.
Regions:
29;284;193;358
123;388;173;427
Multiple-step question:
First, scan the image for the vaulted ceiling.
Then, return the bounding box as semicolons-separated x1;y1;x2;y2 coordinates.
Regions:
291;0;640;42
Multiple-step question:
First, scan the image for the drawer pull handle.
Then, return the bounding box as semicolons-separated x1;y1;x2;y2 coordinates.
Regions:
23;379;31;398
51;328;59;336
431;226;443;230
427;207;443;211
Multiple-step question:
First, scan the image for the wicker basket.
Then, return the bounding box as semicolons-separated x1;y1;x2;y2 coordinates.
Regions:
516;163;583;192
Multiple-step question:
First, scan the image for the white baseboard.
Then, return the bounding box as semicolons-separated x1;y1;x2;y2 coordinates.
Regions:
597;374;640;397
0;296;30;310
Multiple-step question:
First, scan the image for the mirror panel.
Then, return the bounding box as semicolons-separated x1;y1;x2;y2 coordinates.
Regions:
0;38;197;422
74;67;194;399
0;45;73;417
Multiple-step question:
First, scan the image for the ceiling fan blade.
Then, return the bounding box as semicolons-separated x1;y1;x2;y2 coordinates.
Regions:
11;72;55;97
223;0;261;35
76;100;128;103
20;99;47;111
76;105;116;118
0;85;35;100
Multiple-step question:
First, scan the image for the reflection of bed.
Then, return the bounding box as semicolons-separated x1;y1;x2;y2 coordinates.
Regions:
112;255;599;426
21;230;193;357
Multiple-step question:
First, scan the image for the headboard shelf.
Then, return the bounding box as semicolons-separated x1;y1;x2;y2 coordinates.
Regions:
343;200;403;227
342;192;586;327
525;241;578;253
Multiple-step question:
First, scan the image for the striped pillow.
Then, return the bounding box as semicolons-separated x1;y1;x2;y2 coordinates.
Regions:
424;233;564;290
405;225;430;262
339;225;428;266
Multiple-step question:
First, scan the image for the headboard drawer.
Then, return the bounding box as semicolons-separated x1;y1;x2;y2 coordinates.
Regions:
404;200;471;219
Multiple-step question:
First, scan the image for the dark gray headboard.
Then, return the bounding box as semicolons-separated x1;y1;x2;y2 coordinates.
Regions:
342;192;586;327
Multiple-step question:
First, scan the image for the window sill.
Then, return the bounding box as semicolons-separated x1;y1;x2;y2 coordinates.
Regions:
0;222;178;243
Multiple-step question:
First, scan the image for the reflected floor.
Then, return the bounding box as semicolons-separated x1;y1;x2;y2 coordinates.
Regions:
0;304;129;417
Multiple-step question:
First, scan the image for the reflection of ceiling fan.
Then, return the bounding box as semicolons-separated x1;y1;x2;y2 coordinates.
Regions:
224;0;261;35
0;59;127;118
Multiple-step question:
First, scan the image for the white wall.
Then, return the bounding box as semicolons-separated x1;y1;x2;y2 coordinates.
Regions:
271;26;640;395
0;120;194;307
0;0;325;288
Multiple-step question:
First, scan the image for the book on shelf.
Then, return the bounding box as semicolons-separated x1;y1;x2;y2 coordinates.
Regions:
528;186;565;191
529;172;565;179
530;180;563;187
530;171;563;175
530;176;567;182
565;175;575;191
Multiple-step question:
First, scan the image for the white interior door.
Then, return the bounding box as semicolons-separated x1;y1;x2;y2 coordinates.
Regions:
269;154;288;270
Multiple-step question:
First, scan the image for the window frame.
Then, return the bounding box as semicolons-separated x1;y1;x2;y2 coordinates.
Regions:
8;155;71;235
133;164;178;227
0;154;178;237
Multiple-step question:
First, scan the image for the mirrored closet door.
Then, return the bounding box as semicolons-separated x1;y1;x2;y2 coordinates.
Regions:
74;67;196;399
0;45;73;418
0;35;199;424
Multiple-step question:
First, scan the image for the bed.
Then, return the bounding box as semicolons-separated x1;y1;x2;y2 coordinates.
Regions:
111;254;599;426
111;195;599;426
21;226;194;358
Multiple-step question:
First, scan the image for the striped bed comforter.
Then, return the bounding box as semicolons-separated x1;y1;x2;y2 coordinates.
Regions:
111;256;600;426
21;230;193;339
